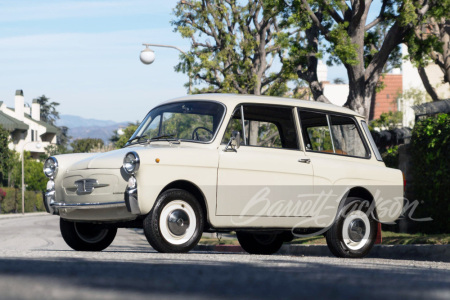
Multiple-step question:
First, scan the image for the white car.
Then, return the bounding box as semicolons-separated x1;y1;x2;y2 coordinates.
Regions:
43;94;403;258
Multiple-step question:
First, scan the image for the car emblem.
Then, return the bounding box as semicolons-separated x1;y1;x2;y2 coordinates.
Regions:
74;179;109;195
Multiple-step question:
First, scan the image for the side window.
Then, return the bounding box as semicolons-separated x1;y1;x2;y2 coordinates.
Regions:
299;109;369;158
299;110;333;152
329;115;368;157
222;104;299;150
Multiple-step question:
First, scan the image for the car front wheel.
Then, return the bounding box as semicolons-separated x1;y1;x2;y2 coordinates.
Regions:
143;189;204;253
236;231;284;255
325;199;377;258
60;219;117;251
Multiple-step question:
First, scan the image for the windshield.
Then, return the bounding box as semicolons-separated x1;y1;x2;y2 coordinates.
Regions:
127;101;226;145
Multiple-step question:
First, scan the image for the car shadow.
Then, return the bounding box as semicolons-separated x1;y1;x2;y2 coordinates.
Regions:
0;255;448;300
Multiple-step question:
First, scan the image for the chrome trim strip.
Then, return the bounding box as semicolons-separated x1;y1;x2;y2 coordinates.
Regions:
326;114;336;153
240;105;247;145
50;201;126;209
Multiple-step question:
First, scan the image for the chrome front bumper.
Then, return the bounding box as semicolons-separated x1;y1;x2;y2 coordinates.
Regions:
124;187;141;215
44;190;126;215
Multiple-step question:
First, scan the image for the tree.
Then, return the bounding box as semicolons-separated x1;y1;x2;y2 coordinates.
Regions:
0;125;12;184
333;77;346;84
71;138;104;153
282;0;433;120
406;1;450;101
35;95;60;125
173;0;299;96
111;123;139;149
23;152;47;191
370;111;403;130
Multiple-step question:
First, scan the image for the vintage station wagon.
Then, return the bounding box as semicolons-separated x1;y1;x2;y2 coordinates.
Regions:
43;94;403;258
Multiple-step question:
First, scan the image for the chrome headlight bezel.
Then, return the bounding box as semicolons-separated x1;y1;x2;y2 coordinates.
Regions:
123;151;140;175
43;157;58;179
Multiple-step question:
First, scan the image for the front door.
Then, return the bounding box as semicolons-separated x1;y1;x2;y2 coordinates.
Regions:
216;104;314;217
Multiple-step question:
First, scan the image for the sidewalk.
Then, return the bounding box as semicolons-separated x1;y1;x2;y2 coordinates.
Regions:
195;244;450;262
0;212;48;219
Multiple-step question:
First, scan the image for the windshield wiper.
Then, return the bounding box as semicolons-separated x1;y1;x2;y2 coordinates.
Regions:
149;134;180;144
126;135;148;145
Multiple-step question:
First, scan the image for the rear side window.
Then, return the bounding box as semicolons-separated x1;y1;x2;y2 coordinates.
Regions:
299;109;369;158
329;115;369;157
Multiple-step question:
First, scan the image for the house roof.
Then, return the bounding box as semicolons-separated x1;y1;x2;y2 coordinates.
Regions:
6;107;59;134
0;111;29;131
24;115;59;134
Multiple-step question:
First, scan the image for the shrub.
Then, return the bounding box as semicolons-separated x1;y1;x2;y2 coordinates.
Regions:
382;146;399;169
410;113;450;233
0;187;45;214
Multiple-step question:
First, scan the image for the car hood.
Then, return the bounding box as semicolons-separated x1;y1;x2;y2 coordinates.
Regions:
68;147;136;171
66;143;215;171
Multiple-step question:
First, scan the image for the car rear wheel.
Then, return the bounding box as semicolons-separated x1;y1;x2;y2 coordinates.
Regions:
236;231;284;255
143;189;204;253
325;199;377;258
60;218;117;251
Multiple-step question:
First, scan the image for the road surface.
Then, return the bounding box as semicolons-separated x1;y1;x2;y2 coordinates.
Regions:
0;214;449;300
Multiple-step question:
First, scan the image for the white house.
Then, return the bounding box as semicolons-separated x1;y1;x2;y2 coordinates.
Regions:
0;90;58;159
401;44;450;127
319;46;449;127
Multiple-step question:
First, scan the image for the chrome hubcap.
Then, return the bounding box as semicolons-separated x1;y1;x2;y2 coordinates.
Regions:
167;209;190;236
348;219;366;243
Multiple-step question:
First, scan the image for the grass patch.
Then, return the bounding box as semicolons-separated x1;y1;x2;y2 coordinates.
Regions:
381;231;450;245
199;237;240;246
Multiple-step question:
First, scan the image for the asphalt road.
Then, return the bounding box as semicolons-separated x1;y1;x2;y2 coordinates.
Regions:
0;214;449;300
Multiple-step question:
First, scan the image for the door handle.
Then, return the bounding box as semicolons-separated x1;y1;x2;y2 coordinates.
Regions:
298;158;311;164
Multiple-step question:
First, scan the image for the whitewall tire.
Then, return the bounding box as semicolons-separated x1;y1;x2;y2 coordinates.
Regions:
143;189;204;253
325;199;377;258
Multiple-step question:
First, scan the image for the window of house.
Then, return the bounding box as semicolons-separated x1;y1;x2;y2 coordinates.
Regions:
31;129;34;142
222;104;299;150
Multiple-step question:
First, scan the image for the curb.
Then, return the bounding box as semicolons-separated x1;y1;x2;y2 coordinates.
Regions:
194;244;450;262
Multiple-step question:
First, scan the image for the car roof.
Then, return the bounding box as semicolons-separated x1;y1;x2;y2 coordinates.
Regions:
161;93;363;117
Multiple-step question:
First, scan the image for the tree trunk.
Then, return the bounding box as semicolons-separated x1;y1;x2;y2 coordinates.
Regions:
296;10;331;104
308;80;331;103
418;66;441;101
344;64;369;119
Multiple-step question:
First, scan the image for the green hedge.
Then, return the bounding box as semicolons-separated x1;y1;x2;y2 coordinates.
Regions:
0;187;45;214
382;145;399;169
410;113;450;233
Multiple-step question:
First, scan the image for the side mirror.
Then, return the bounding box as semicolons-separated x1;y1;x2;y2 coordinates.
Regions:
224;131;241;152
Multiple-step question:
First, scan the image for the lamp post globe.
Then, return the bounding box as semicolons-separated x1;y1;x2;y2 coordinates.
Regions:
140;48;155;65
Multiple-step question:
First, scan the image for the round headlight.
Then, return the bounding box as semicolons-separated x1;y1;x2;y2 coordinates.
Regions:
123;152;140;174
43;157;58;178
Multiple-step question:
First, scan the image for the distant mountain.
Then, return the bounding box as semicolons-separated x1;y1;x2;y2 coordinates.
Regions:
56;115;131;145
55;114;120;128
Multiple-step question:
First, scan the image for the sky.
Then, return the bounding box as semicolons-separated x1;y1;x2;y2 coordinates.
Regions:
0;0;381;123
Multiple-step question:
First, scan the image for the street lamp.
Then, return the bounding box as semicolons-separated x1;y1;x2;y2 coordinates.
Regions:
140;43;192;94
21;141;41;215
